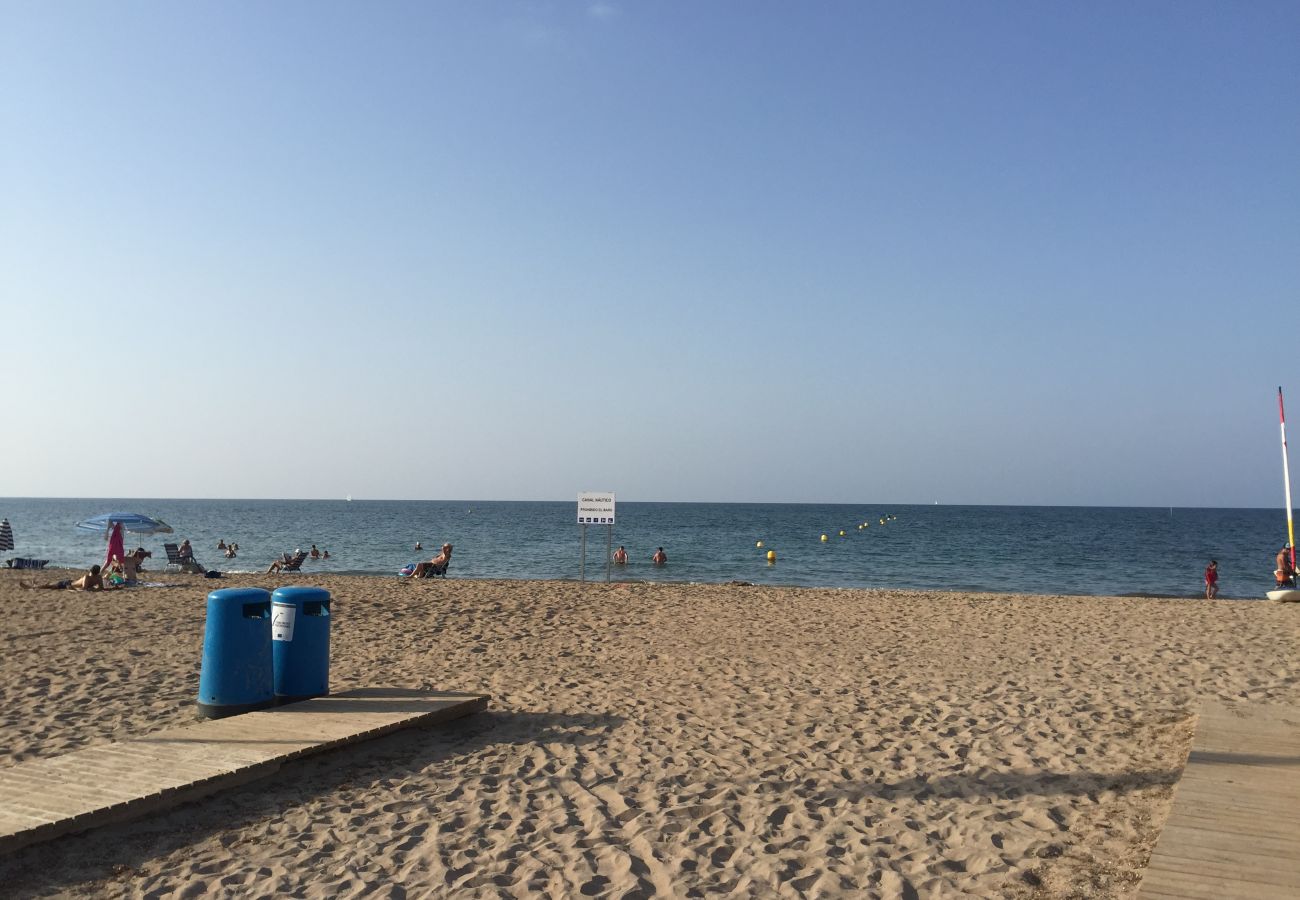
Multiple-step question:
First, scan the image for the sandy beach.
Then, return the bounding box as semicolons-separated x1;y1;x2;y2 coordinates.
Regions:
0;569;1296;898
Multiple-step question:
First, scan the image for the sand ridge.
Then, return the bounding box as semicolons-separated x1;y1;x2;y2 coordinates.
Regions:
0;570;1297;897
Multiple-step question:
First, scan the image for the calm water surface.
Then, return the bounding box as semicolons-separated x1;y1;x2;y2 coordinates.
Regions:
0;499;1285;600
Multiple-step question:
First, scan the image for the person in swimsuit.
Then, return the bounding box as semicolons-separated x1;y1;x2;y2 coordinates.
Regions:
612;546;628;565
411;544;452;578
1204;560;1218;599
23;564;112;591
651;547;667;565
1276;545;1295;588
121;548;150;586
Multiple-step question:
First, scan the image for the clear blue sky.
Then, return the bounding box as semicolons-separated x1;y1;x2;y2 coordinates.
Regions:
3;2;1297;505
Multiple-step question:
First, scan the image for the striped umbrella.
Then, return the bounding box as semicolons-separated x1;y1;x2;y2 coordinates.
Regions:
0;518;13;553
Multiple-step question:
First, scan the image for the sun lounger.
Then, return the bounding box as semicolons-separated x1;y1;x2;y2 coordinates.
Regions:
163;543;206;574
409;559;449;578
268;551;308;573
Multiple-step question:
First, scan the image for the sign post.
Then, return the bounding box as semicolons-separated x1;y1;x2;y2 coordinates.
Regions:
577;492;616;584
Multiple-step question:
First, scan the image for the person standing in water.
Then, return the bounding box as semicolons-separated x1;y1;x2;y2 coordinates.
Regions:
1204;560;1218;599
613;546;628;565
651;547;667;565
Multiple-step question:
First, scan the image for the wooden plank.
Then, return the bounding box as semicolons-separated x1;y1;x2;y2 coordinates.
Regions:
0;687;488;856
1138;702;1300;899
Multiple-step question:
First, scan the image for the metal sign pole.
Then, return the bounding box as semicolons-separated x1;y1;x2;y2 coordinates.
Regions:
606;524;612;583
580;523;587;584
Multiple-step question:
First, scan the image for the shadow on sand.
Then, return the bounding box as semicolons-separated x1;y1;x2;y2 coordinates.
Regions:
0;708;624;896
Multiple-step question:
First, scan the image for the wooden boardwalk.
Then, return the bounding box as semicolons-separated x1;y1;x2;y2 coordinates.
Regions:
0;687;488;855
1139;702;1300;899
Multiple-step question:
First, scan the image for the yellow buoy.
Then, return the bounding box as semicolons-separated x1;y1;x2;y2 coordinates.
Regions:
839;530;846;537
766;549;776;561
820;534;828;542
756;540;763;548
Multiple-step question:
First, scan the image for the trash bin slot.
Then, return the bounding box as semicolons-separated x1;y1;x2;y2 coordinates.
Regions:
303;601;329;616
244;601;270;619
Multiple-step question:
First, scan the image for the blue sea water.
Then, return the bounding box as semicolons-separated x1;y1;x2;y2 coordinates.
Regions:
0;498;1287;600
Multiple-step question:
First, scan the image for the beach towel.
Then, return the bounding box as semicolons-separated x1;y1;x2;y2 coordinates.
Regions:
105;522;125;571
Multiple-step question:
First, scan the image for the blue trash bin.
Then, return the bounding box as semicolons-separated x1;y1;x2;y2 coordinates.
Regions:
271;586;331;704
197;587;273;719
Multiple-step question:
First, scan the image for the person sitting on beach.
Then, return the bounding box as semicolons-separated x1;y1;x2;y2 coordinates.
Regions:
411;543;452;578
266;550;306;574
613;546;628;565
23;564;114;591
310;544;320;559
652;547;667;565
1276;545;1295;588
178;539;195;561
120;548;150;586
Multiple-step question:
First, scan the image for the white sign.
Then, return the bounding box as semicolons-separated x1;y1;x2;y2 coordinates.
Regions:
271;601;296;642
577;491;616;525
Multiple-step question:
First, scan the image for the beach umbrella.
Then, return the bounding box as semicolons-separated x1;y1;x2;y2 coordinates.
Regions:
75;512;174;535
0;518;13;553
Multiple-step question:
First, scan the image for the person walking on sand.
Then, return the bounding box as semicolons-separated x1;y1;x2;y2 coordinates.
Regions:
1204;560;1219;599
613;546;628;565
652;547;667;565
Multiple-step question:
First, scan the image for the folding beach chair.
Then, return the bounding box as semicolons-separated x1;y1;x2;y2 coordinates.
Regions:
164;543;206;574
268;550;308;573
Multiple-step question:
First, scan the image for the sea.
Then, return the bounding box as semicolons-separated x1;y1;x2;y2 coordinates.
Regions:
0;499;1288;600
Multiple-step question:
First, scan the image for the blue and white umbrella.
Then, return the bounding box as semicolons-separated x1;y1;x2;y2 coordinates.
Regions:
75;512;174;535
0;518;13;553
